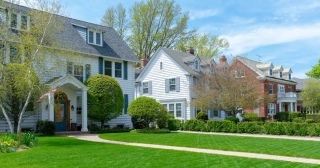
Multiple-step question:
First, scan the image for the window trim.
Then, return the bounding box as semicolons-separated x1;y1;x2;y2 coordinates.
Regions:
114;62;122;78
142;82;149;94
73;64;84;82
278;84;285;93
104;60;112;76
9;12;30;31
87;29;103;46
268;103;275;115
269;84;273;94
162;102;183;118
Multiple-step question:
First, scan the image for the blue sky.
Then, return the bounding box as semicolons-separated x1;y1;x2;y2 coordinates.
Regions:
28;0;320;78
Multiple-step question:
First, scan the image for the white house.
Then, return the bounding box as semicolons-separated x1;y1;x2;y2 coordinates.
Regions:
0;3;139;132
135;47;228;121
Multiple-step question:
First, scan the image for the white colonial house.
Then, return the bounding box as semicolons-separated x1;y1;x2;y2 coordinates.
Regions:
135;47;228;121
0;3;138;132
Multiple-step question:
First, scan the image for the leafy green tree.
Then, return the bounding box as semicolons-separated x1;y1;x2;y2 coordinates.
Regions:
175;33;229;58
101;3;128;38
0;64;39;133
84;74;124;128
128;96;168;128
301;78;320;110
306;60;320;79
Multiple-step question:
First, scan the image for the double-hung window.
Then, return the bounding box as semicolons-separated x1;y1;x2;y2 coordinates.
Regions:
10;13;17;28
165;78;180;93
269;84;273;94
104;61;112;76
10;13;29;30
115;62;122;78
143;82;149;94
21;15;28;30
278;84;285;93
268;103;275;115
169;78;176;91
88;30;102;46
74;65;84;82
163;103;182;118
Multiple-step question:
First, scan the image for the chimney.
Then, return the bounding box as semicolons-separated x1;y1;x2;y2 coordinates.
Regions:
186;47;194;55
140;58;149;68
219;55;227;63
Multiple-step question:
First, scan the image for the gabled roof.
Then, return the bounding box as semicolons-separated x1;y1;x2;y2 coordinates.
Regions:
292;77;305;90
161;47;214;76
256;62;273;69
273;65;283;71
283;68;292;73
5;2;139;62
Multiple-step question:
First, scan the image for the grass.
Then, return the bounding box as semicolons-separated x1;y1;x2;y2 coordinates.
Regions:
99;132;320;159
0;136;317;167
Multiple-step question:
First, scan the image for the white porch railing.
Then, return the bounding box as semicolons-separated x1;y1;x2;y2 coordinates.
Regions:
277;92;297;98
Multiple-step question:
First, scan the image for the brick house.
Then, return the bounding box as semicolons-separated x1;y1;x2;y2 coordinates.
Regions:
229;56;298;118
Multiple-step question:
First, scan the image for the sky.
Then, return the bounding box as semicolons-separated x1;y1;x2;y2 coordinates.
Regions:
24;0;320;79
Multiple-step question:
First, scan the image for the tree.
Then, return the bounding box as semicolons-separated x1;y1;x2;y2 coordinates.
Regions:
192;66;275;117
128;96;168;128
0;63;39;132
101;3;128;38
301;78;320;111
84;74;124;128
0;0;71;134
174;33;229;58
306;60;320;79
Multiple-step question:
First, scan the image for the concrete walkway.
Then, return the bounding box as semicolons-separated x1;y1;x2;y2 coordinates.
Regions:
69;132;320;165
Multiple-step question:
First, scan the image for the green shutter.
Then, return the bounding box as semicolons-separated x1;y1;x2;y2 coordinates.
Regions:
124;94;128;114
124;61;128;80
85;64;91;80
99;57;103;74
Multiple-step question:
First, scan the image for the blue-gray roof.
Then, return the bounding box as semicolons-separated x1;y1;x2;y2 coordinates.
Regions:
7;2;139;62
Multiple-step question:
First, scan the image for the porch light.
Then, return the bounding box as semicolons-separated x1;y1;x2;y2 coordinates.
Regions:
71;105;75;111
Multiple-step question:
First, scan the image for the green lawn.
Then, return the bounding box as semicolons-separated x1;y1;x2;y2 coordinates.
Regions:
99;132;320;159
0;136;317;168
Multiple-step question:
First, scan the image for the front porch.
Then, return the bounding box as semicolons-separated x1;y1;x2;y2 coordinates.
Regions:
277;92;298;112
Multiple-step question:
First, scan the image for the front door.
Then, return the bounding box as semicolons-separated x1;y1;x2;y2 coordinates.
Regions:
55;102;66;131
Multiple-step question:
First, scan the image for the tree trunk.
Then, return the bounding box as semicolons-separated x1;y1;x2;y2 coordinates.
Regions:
0;104;13;133
17;92;31;134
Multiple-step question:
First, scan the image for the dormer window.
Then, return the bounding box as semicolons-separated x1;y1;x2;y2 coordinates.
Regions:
269;69;273;76
194;59;199;71
9;12;29;31
279;71;282;78
88;30;102;46
10;13;17;28
288;73;291;80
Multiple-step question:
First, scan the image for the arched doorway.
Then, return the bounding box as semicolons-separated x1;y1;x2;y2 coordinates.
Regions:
54;91;70;131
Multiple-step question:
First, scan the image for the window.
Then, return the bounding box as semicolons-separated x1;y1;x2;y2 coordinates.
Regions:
160;62;163;70
142;82;149;94
10;13;17;28
74;65;84;82
169;78;175;91
104;61;112;76
268;103;275;115
10;45;19;63
278;84;285;93
21;15;27;30
279;71;283;78
269;84;273;94
208;110;219;118
163;102;183;118
115;62;122;78
288;74;291;80
88;30;102;46
269;69;273;76
288;86;292;92
194;60;199;71
0;8;7;23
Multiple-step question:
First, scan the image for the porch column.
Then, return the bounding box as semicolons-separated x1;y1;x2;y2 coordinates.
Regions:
279;102;282;112
290;102;293;112
48;92;54;121
295;102;297;112
81;89;88;132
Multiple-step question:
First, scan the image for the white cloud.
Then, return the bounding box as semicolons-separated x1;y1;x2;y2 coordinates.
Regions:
189;9;219;20
221;23;320;55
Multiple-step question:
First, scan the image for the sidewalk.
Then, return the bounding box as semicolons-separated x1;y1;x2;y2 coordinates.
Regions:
70;133;320;165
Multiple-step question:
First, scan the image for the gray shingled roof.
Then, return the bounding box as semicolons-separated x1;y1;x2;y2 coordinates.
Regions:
8;2;139;62
234;56;265;77
161;47;214;76
292;77;305;90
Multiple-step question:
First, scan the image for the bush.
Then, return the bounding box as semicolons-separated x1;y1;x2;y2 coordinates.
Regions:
306;114;320;123
307;124;320;136
196;112;208;122
157;113;172;129
306;119;316;124
276;112;303;122
36;120;55;136
225;117;239;124
131;116;147;129
292;117;304;123
131;128;170;134
168;119;182;130
19;132;37;147
237;122;263;134
0;133;18;154
263;122;284;135
183;119;205;131
242;112;259;121
206;120;237;133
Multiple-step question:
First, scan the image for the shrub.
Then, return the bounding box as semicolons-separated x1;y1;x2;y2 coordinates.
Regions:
206;120;237;133
307;124;320;136
19;132;37;147
263;122;284;135
168;119;181;130
196;112;208;122
131;116;147;129
36;120;55;136
242;112;259;121
128;97;168;128
276;112;303;122
292;117;304;123
306;119;316;124
183;119;204;131
131;128;170;134
237;122;263;134
225;117;239;124
306;114;320;123
294;123;308;136
157;113;172;129
0;133;18;154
